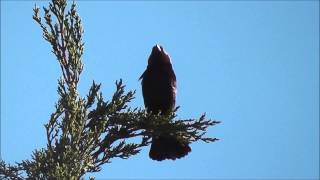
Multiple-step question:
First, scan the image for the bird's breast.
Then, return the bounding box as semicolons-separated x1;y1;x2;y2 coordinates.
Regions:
141;66;176;114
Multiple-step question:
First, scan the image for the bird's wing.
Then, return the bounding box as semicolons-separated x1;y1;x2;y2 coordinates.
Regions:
139;70;147;81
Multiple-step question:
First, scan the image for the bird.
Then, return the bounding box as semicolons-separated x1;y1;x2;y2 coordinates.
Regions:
139;44;191;161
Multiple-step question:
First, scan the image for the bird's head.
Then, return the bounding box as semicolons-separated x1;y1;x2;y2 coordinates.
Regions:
148;44;172;66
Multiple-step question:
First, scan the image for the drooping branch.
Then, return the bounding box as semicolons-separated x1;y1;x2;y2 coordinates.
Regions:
0;161;24;180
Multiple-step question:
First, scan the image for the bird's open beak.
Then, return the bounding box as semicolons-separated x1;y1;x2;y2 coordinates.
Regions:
152;44;162;53
156;44;161;51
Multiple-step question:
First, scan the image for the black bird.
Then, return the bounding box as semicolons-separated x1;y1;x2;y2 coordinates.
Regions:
140;44;191;161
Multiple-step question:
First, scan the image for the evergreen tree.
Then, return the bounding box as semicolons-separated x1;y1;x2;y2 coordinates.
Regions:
0;0;220;179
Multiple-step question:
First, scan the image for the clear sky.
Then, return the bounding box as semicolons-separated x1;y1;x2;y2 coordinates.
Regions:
1;1;319;179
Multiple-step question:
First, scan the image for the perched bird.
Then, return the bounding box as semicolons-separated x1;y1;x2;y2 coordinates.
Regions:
140;44;191;161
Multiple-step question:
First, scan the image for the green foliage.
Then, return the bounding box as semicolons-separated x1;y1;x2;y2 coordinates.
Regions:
0;0;219;179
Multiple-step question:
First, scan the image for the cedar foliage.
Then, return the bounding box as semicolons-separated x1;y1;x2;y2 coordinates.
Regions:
0;0;219;179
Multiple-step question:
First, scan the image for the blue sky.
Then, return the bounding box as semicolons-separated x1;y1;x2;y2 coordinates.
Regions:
1;1;319;179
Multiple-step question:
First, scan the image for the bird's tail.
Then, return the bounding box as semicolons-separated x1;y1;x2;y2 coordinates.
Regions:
149;135;191;161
